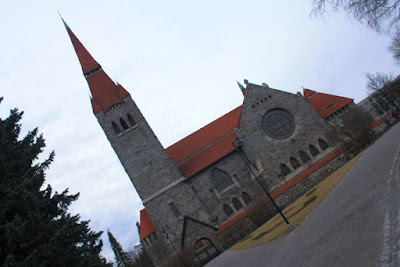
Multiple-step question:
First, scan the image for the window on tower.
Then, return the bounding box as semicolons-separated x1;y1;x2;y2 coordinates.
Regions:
169;202;181;218
112;122;122;134
120;118;129;130
127;113;137;127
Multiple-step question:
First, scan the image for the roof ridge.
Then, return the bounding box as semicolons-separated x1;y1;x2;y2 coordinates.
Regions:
166;105;242;149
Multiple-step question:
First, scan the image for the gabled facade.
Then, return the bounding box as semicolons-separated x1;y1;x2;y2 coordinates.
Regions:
61;19;355;265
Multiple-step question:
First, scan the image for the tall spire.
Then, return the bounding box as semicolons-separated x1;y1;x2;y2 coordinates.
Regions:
60;15;130;113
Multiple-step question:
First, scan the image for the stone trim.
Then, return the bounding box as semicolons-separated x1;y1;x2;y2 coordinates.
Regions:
142;177;186;204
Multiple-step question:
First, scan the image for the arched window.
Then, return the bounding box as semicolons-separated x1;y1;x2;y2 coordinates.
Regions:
120;118;129;130
223;204;234;217
112;122;121;134
299;151;310;163
280;164;291;176
194;238;219;264
242;192;252;205
290;157;301;169
232;198;243;211
127;113;136;127
309;145;319;157
211;169;233;192
318;138;329;150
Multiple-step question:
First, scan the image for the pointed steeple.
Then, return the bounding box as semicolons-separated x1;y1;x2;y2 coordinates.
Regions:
237;81;246;96
60;15;130;113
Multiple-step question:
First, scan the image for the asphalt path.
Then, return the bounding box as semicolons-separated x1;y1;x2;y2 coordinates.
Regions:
207;123;400;267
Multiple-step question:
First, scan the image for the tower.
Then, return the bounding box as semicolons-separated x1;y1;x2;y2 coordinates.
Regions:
61;18;211;264
61;18;184;202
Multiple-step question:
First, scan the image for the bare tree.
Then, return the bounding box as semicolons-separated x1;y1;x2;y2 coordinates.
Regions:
337;106;375;147
389;31;400;64
310;0;400;62
311;0;400;32
366;72;400;113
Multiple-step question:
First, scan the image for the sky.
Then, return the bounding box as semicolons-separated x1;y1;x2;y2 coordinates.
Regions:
1;0;398;262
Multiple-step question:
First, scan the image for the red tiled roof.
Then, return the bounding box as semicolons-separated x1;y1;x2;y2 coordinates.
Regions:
166;106;242;177
304;89;354;119
67;28;101;75
139;209;156;241
117;84;130;99
65;25;131;113
87;71;128;113
303;89;316;98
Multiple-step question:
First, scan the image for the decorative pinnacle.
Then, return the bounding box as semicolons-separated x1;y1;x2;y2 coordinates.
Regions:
57;11;69;30
237;81;245;91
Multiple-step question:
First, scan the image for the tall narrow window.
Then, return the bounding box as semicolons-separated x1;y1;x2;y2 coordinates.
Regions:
290;157;301;169
309;145;319;157
242;192;252;205
318;139;329;150
211;169;233;193
127;113;136;127
112;122;121;134
169;202;181;217
120;118;129;130
223;204;234;217
299;151;310;163
232;198;243;211
280;164;291;176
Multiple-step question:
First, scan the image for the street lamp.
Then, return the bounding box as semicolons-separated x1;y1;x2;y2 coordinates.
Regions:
162;226;187;267
231;140;291;227
277;173;288;185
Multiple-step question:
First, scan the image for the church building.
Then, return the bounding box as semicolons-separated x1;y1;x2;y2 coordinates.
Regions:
61;18;355;265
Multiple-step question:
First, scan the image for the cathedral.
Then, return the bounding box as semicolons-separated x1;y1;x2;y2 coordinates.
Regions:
61;18;355;265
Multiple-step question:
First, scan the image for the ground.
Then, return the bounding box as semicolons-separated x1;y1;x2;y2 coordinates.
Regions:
207;123;400;266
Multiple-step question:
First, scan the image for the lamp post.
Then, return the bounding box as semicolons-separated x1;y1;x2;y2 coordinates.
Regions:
162;227;187;267
231;140;291;226
277;173;288;185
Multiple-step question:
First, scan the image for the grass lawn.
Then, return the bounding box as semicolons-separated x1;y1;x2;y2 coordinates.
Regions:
231;152;363;250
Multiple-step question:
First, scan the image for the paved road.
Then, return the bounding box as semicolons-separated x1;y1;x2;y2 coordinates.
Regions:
208;123;400;267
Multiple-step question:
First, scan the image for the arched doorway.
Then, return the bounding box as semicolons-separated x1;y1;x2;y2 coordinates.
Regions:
194;238;219;265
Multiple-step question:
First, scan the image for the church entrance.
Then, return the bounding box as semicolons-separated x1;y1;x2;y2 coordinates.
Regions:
194;238;219;265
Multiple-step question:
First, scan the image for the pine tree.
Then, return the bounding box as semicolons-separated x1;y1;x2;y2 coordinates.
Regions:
0;97;111;266
136;222;140;238
107;230;133;266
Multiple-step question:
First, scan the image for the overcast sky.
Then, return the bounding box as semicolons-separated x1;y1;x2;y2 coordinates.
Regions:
1;0;398;261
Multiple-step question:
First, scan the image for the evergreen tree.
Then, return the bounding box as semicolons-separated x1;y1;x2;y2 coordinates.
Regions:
0;97;111;266
136;222;140;238
107;230;132;266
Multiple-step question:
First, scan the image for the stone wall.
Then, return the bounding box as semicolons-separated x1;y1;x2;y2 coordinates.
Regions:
238;83;341;192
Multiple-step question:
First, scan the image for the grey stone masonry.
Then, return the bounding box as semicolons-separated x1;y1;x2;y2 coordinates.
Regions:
95;96;184;201
239;83;340;190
